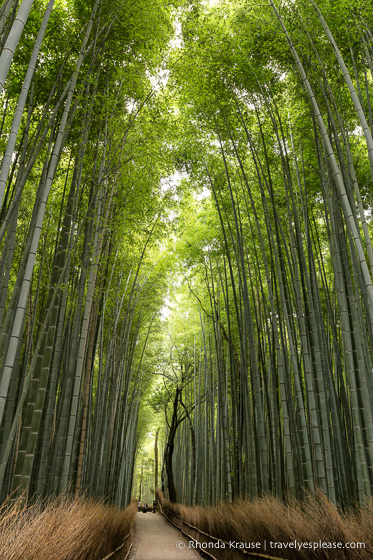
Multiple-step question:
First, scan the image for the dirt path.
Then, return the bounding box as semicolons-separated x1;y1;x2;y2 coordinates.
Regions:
129;511;200;559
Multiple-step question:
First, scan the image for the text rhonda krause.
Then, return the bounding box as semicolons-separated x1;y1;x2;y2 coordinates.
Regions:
189;541;261;550
188;540;366;551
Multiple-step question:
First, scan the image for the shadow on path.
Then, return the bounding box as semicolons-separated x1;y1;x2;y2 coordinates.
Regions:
129;511;200;559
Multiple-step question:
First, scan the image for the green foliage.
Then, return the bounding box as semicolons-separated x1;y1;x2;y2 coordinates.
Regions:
1;0;373;511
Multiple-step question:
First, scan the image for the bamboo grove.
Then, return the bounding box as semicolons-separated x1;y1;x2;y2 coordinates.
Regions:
158;0;373;510
1;0;373;515
0;0;178;505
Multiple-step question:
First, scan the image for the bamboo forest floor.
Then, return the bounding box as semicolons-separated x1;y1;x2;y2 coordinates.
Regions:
129;511;200;559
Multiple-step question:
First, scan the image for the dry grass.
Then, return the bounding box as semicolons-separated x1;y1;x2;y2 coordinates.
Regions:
0;494;136;560
158;490;373;559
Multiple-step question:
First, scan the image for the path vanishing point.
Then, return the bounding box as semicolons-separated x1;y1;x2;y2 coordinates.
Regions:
130;511;200;560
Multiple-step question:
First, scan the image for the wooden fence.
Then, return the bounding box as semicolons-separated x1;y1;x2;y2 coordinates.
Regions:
100;531;132;560
157;497;289;560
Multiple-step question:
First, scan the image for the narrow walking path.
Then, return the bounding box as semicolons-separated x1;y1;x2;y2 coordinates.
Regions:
129;511;201;559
